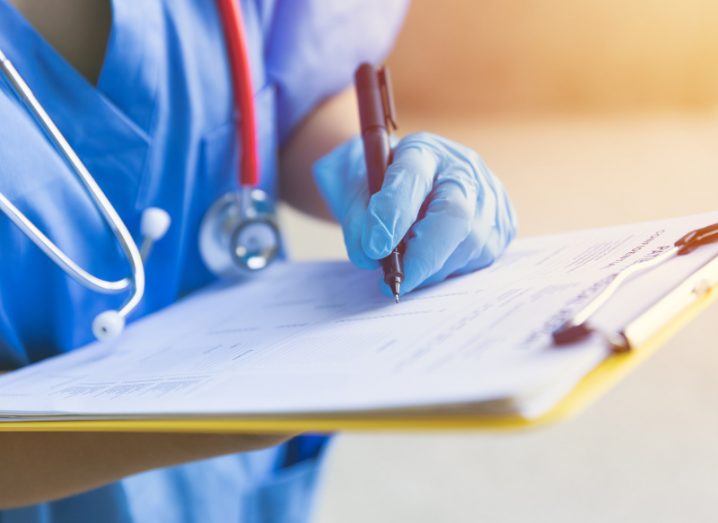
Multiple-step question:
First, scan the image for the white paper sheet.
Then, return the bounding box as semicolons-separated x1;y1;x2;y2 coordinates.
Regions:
0;212;716;419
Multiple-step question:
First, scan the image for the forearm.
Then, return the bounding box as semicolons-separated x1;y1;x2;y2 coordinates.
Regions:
0;431;288;509
279;88;359;221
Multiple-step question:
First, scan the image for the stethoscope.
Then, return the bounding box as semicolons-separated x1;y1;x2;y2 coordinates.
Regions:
0;0;281;341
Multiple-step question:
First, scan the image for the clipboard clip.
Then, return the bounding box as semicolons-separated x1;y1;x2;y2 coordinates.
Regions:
552;222;718;351
675;223;718;255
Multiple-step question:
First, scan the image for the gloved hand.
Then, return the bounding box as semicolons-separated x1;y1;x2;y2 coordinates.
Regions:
313;132;518;296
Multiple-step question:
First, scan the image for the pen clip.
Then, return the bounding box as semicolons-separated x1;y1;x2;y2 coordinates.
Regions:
378;67;398;132
675;222;718;255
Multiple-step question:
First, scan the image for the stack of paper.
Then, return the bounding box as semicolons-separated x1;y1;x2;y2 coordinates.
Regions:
0;212;715;425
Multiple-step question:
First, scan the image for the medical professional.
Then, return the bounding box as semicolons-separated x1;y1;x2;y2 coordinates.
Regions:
0;0;517;521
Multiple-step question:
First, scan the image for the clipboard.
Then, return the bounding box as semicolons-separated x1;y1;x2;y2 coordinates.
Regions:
0;220;718;433
0;246;715;435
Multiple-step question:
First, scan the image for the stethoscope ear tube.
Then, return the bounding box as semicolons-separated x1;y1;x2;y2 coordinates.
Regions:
0;192;130;294
0;47;145;336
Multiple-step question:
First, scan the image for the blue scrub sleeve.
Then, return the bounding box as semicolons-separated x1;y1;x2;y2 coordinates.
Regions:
265;0;410;143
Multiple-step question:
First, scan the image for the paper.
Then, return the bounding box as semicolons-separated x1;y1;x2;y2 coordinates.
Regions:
0;212;716;420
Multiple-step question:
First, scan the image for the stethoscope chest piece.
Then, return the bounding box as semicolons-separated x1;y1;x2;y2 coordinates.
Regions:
199;188;281;278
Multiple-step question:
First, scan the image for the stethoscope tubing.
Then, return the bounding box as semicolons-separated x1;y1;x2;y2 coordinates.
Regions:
0;47;143;318
0;0;272;338
215;0;259;188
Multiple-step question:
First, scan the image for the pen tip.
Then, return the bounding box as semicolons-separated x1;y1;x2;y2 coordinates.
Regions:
387;279;401;303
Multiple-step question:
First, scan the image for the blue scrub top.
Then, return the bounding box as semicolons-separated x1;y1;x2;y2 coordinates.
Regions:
0;0;408;521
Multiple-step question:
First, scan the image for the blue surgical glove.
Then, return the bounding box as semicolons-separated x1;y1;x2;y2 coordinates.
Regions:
313;132;518;295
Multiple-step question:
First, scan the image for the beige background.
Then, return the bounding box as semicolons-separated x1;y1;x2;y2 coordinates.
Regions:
388;0;718;117
279;2;718;521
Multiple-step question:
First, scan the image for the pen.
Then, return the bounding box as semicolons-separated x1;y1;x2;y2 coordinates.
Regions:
354;62;404;303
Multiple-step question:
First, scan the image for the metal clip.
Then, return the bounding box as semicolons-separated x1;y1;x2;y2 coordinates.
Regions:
675;223;718;255
378;67;398;131
553;221;718;350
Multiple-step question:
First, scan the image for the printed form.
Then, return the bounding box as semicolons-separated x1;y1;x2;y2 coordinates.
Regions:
0;212;716;420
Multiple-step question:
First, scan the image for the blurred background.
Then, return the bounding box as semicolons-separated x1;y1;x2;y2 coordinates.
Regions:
279;1;718;521
390;0;718;117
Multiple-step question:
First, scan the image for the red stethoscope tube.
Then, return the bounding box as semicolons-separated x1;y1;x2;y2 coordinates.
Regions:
215;0;260;187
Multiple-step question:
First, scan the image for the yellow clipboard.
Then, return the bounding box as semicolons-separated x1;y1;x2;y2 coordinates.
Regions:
0;267;714;435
